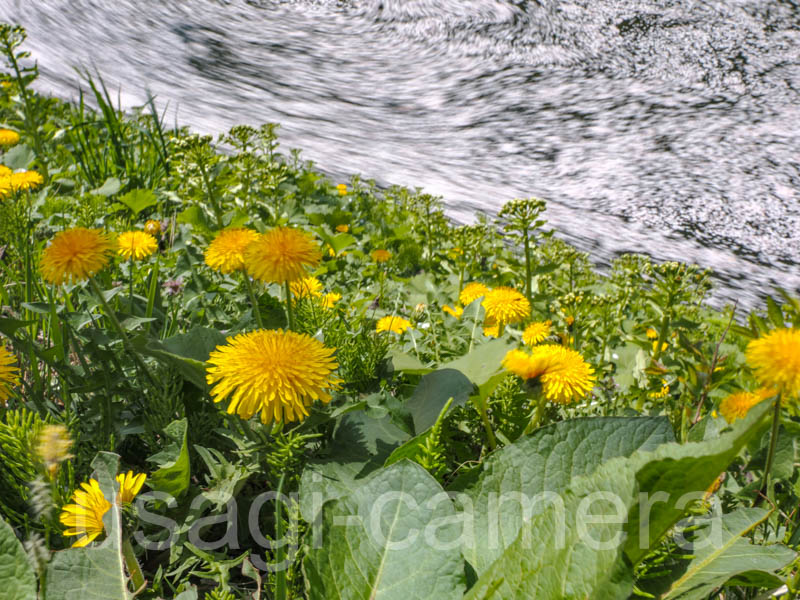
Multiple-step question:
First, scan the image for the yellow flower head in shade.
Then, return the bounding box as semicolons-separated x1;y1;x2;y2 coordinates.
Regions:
483;324;500;338
321;292;341;309
0;345;20;406
376;316;412;335
719;388;775;423
60;472;146;547
336;183;348;196
335;224;349;233
482;287;531;327
746;328;800;397
9;170;43;192
371;249;392;263
40;228;114;285
0;128;20;146
443;304;463;319
459;282;489;306
503;345;596;404
117;231;158;261
206;329;340;424
204;228;259;274
144;219;161;236
523;321;552;346
646;327;659;340
290;276;323;299
36;424;73;478
245;227;321;284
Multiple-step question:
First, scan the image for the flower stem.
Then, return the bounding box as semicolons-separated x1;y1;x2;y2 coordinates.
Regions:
524;395;548;435
284;281;295;331
473;396;497;451
274;472;287;600
122;535;145;592
759;394;782;505
244;275;264;328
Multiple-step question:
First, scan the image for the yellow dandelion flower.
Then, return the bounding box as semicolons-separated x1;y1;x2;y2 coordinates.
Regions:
337;183;348;196
371;249;392;263
205;228;259;274
719;388;775;423
206;329;340;424
60;479;110;547
376;316;412;335
117;470;147;504
36;424;73;478
746;328;800;397
40;228;114;285
336;224;349;233
321;292;341;309
245;227;321;284
0;165;11;177
482;287;531;327
290;276;323;299
459;282;489;306
144;219;161;236
0;345;20;406
503;345;595;404
117;231;158;261
0;128;20;146
646;327;659;339
443;305;463;319
9;170;43;192
565;315;575;327
523;321;552;346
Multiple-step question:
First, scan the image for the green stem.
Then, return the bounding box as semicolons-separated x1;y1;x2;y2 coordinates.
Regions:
274;473;287;600
759;394;782;505
523;228;532;304
284;281;295;331
121;536;145;592
144;259;159;334
473;397;497;451
244;276;264;328
524;394;548;435
468;301;481;354
128;258;134;314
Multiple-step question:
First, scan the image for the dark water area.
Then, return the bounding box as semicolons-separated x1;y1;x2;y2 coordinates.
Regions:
2;0;799;309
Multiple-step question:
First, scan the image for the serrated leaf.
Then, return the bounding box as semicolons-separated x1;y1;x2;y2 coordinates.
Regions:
659;508;795;599
304;461;466;600
140;326;226;389
0;516;37;600
460;416;675;574
117;188;157;215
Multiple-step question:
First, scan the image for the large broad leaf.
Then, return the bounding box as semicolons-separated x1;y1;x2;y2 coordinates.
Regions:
405;368;473;434
464;399;772;599
657;507;795;599
304;461;466;600
298;410;410;523
148;418;191;500
116;189;157;215
46;453;133;600
460;416;675;574
0;516;36;600
440;338;514;387
141;327;227;389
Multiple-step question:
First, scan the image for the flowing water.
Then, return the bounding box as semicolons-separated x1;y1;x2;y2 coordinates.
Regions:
2;0;799;308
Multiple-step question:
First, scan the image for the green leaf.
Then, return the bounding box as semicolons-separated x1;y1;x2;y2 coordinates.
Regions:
148;418;191;500
439;338;514;387
766;296;786;329
0;317;34;337
464;400;771;599
117;188;157;215
460;416;675;575
304;461;466;600
389;350;431;376
2;144;34;170
659;508;795;599
90;177;122;197
0;516;37;600
405;368;473;434
46;452;133;600
140;326;226;389
330;232;356;254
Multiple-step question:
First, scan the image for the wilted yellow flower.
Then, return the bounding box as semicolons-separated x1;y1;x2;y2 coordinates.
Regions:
746;329;800;397
503;345;595;404
117;231;158;261
376;316;412;335
443;305;463;319
0;128;19;146
336;224;349;233
321;292;341;309
207;329;340;424
336;183;348;196
719;388;775;423
290;276;323;299
36;424;73;478
40;228;114;285
414;303;427;314
482;287;530;327
0;345;19;406
245;227;321;284
144;219;161;236
646;327;659;339
523;321;552;346
371;249;392;263
459;282;489;306
205;228;259;274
